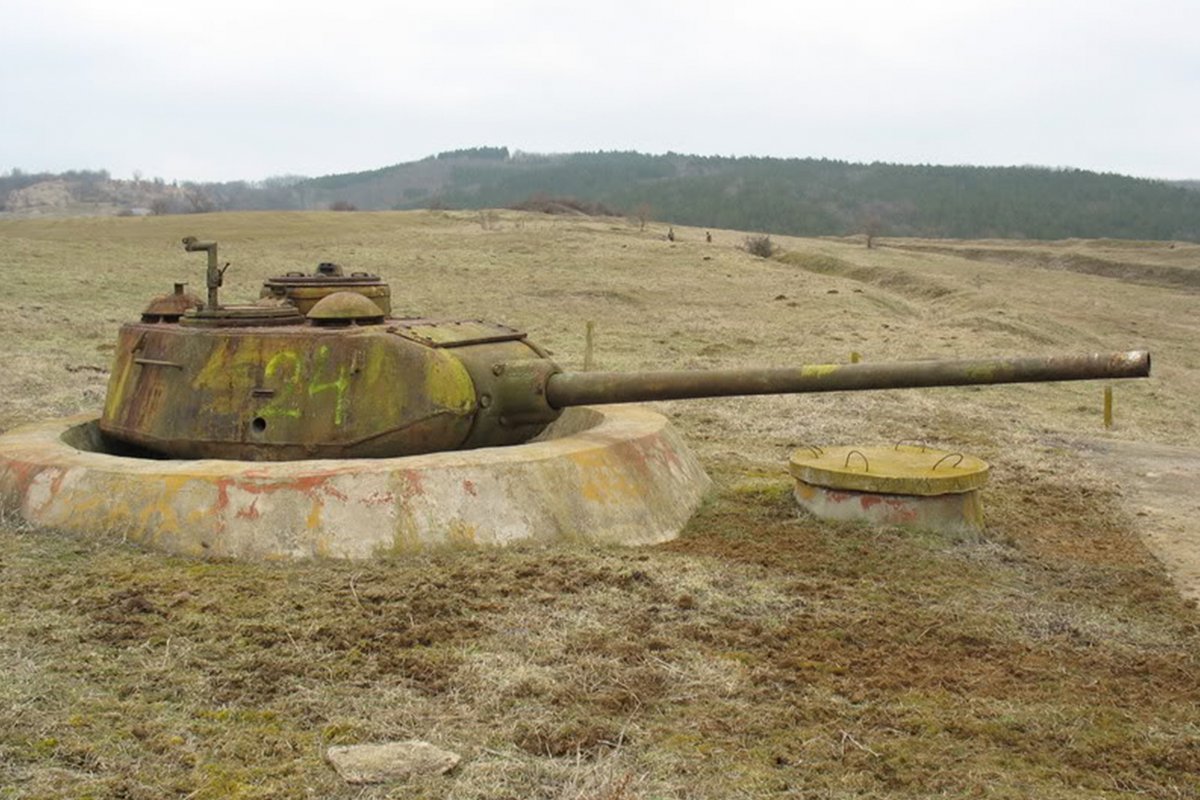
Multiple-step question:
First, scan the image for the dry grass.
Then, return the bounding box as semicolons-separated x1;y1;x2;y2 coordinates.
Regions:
1;211;1199;798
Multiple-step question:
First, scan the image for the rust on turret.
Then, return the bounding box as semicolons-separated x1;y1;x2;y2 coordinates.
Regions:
97;238;1153;462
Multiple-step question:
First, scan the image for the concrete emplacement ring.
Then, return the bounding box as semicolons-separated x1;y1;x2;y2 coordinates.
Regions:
0;406;712;560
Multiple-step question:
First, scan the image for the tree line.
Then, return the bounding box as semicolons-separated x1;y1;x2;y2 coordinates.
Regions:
295;151;1200;241
5;153;1198;242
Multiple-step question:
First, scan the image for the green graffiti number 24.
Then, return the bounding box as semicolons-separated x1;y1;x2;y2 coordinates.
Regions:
260;347;350;425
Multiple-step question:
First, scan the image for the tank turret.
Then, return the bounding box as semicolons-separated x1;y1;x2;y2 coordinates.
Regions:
98;239;1151;461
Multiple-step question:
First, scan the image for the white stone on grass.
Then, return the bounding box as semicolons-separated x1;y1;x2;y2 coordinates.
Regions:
325;740;460;784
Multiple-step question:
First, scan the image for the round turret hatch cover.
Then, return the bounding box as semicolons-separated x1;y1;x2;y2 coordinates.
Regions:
789;444;989;496
307;291;386;323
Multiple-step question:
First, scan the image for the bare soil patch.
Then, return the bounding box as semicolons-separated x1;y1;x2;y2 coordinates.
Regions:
1068;437;1200;602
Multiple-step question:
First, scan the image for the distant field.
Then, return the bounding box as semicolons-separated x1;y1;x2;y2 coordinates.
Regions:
1;212;1198;798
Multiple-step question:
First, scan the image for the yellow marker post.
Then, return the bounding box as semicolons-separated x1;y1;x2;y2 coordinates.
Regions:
584;321;595;371
1104;385;1113;429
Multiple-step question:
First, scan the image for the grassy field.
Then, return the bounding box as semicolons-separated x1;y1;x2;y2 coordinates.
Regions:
1;211;1198;798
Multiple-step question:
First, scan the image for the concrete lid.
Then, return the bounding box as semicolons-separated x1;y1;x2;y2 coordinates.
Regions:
789;444;989;496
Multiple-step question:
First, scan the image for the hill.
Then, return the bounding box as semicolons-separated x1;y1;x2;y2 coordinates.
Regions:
279;150;1200;241
5;150;1200;241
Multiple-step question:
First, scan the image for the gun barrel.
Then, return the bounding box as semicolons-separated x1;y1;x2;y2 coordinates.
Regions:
545;350;1150;408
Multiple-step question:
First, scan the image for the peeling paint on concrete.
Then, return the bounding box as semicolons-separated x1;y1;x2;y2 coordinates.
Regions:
793;480;984;533
0;406;711;560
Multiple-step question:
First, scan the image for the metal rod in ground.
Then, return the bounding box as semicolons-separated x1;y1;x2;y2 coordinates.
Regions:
1104;385;1114;429
584;321;595;371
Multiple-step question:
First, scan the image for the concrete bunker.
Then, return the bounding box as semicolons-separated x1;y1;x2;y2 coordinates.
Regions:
0;238;1151;560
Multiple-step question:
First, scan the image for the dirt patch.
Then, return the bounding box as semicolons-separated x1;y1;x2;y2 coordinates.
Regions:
1067;437;1200;602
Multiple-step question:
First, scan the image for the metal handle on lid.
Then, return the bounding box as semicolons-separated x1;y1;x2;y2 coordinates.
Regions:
844;450;870;471
931;453;964;470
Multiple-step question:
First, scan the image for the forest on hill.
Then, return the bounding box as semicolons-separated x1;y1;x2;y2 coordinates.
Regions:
4;149;1199;242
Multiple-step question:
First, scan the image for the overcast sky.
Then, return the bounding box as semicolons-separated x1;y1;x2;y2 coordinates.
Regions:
3;0;1197;183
